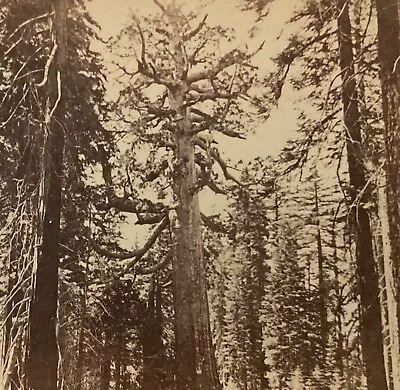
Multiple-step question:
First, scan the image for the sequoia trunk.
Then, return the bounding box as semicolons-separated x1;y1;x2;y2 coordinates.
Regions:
170;82;221;389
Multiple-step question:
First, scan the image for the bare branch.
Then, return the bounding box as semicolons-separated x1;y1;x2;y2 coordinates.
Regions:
187;41;263;84
48;71;61;120
6;12;52;43
4;31;25;56
0;46;43;111
153;0;168;14
131;15;177;88
119;217;169;272
188;48;246;83
36;42;58;87
132;16;146;68
188;40;207;65
183;15;208;41
90;217;169;261
207;180;227;195
0;87;29;129
113;61;139;78
135;254;172;274
97;146;168;218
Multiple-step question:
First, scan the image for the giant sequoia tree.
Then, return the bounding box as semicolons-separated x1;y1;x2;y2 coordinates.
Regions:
97;1;262;388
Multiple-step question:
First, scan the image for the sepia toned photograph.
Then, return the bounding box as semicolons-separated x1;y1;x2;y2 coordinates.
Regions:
0;0;399;389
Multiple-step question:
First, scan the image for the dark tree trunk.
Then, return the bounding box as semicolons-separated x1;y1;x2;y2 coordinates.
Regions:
74;253;89;390
241;190;269;390
375;1;400;387
332;221;344;378
336;1;388;389
25;0;67;389
254;255;269;390
115;348;121;390
4;231;24;390
100;333;111;390
74;291;87;390
142;275;165;390
314;184;328;366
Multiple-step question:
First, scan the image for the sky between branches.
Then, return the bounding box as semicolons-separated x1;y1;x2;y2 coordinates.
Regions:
87;0;303;162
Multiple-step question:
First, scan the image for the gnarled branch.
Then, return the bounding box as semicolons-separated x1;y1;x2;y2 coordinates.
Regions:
183;15;208;42
135;253;172;274
90;217;169;261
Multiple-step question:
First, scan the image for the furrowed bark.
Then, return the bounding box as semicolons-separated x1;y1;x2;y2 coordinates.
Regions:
167;22;221;387
171;85;221;389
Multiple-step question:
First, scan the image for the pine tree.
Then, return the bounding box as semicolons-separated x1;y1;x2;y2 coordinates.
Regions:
375;0;400;387
0;0;111;387
267;222;321;387
336;1;387;388
218;169;270;389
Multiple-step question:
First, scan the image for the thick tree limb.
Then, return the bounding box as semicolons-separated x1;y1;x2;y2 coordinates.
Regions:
188;49;246;83
97;195;167;221
97;146;168;219
136;213;166;225
118;217;169;272
90;217;169;261
214;127;246;139
183;15;208;42
135;254;172;274
207;180;227;195
186;89;239;104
